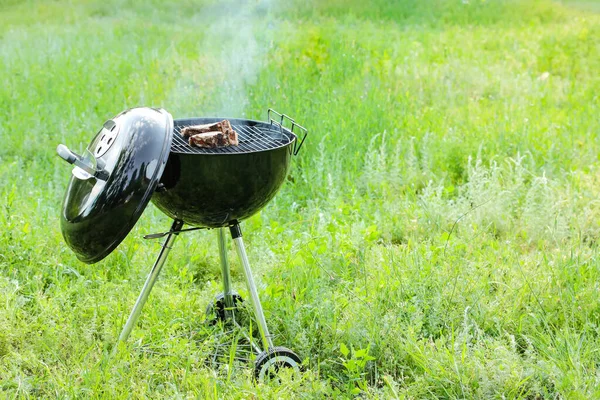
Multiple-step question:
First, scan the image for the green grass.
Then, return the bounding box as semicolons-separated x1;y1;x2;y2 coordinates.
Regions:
1;0;600;397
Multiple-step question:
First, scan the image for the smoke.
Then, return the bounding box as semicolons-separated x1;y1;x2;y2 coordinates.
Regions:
166;0;276;118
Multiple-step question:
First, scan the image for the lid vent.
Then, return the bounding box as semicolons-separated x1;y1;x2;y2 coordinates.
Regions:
94;120;120;158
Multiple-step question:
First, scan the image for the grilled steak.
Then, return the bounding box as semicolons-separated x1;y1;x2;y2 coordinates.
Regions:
189;131;225;148
180;122;224;139
182;120;239;148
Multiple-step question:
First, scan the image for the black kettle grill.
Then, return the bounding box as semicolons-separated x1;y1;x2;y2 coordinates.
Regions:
57;107;307;379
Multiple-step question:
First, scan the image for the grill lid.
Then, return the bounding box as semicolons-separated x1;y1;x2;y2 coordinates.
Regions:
58;107;173;264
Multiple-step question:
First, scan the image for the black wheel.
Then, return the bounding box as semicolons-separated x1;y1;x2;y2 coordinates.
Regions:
254;346;302;381
205;292;244;325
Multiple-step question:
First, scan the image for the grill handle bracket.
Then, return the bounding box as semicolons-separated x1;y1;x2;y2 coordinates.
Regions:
57;144;109;181
268;109;307;156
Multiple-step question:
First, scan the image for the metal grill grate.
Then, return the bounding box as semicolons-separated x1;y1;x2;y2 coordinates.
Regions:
171;123;295;155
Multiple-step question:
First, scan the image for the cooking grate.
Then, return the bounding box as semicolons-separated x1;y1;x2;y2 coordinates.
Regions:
171;122;295;155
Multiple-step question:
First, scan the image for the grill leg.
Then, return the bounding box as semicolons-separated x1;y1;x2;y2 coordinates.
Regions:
116;219;184;345
218;228;235;318
230;223;274;351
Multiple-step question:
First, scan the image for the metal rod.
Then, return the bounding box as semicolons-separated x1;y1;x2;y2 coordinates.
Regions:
218;228;234;316
231;227;273;350
116;220;184;345
233;319;263;354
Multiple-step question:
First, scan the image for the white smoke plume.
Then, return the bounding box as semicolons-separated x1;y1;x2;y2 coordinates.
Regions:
166;0;276;118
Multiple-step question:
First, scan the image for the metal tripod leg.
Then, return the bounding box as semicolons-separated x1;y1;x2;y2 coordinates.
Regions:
229;223;274;351
218;228;235;317
117;219;184;344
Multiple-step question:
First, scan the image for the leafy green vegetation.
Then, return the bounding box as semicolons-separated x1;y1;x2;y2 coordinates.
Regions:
1;0;599;397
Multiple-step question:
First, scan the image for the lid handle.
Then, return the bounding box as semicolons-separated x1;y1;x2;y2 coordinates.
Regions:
57;144;78;164
57;144;109;181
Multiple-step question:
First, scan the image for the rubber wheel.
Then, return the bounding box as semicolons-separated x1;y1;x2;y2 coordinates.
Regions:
205;292;244;325
254;346;302;381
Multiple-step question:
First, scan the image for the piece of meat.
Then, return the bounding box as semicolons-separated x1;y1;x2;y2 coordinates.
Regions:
227;129;239;146
180;121;224;139
188;131;226;148
184;120;239;148
219;120;239;145
221;120;232;132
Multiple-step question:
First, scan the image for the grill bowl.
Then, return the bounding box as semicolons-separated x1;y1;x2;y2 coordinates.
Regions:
151;118;296;228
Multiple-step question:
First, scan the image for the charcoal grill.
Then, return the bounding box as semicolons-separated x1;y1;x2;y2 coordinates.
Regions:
56;107;307;379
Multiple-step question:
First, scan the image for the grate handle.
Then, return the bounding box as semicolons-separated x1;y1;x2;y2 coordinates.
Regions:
268;109;307;155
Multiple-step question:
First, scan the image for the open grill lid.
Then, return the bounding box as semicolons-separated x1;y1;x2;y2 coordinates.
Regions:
58;107;173;264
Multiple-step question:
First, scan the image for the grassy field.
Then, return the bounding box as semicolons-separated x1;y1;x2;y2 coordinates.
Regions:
1;0;600;397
